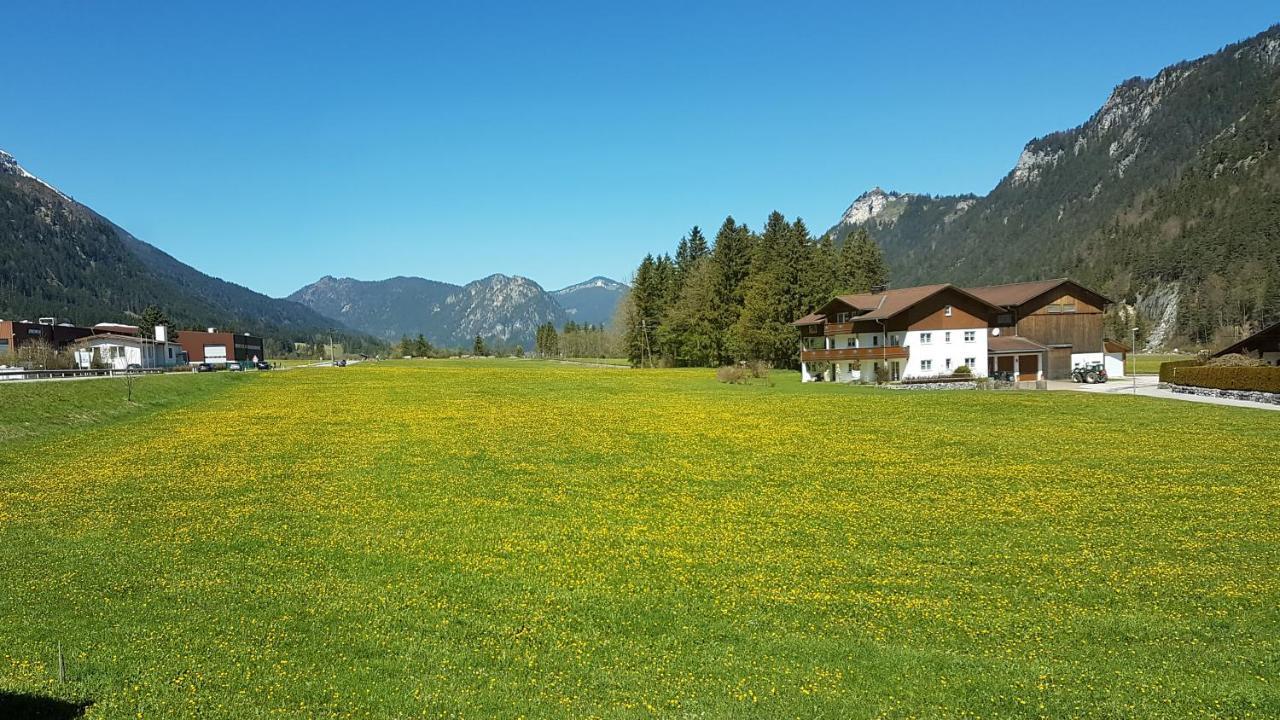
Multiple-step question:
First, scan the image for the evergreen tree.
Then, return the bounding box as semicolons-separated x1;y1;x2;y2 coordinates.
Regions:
623;255;662;366
473;335;486;356
661;256;722;366
137;305;170;338
709;216;755;362
836;228;887;295
728;211;808;366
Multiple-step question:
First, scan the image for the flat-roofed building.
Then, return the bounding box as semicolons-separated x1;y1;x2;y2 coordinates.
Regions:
176;328;265;365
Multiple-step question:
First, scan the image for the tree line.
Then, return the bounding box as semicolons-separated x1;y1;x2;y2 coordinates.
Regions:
621;212;887;368
534;321;621;359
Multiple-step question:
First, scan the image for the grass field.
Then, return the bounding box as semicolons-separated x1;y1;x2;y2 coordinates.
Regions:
1129;353;1197;374
1;361;1277;718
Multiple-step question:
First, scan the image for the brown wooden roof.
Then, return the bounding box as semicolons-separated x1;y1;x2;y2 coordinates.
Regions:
1213;320;1280;357
828;284;1003;322
965;278;1112;308
987;335;1049;354
792;312;827;327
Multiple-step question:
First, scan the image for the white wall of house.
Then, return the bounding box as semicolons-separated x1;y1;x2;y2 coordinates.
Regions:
817;327;987;381
903;328;987;378
1104;351;1127;378
74;338;183;370
1071;352;1105;374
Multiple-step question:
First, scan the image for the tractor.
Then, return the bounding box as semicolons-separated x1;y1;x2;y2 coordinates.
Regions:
1071;361;1108;384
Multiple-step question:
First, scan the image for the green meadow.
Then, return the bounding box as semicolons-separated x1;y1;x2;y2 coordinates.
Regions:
0;361;1276;718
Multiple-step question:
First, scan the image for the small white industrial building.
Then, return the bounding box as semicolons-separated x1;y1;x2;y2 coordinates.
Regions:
72;326;186;370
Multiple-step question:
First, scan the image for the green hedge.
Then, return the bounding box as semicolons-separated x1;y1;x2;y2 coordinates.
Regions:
1159;359;1202;383
1172;366;1280;393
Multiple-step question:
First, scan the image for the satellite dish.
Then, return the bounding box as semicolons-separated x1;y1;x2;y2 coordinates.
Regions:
992;327;1001;336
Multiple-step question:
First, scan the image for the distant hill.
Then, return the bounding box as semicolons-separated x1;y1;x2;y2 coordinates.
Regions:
829;25;1280;349
0;149;371;353
551;276;629;326
290;273;579;348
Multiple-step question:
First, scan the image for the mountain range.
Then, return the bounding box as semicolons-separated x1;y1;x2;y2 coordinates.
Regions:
0;148;627;352
287;274;627;347
828;24;1280;348
0;149;374;353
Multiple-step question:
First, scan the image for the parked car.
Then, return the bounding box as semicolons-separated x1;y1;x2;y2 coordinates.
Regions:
126;363;142;370
334;359;347;367
255;361;272;370
226;362;244;372
195;363;215;373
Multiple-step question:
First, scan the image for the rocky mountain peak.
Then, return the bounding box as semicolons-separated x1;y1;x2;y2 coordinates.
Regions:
839;187;912;227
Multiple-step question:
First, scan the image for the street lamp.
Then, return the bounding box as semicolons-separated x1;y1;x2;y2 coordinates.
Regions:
1131;326;1139;395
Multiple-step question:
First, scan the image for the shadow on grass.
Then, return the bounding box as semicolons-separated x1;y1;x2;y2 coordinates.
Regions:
0;692;92;719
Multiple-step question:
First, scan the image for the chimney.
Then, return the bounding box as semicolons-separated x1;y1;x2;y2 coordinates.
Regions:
154;325;168;343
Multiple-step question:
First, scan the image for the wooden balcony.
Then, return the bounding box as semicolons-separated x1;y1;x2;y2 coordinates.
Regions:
822;322;855;336
801;346;909;362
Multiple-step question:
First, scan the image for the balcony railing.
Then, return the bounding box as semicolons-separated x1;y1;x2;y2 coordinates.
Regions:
800;346;909;362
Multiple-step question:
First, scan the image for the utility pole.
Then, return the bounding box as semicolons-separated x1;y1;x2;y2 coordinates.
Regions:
1131;326;1139;395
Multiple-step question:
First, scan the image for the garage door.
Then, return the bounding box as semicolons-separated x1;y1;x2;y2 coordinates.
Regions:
1048;347;1072;380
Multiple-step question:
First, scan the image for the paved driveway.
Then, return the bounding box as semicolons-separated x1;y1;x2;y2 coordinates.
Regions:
1048;375;1280;411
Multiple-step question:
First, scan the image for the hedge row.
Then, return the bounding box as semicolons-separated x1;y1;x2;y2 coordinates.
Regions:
1172;366;1280;393
1159;359;1202;383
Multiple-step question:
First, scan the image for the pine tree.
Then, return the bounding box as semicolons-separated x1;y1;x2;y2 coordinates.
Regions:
660;256;722;366
624;255;662;366
137;305;170;339
728;211;807;366
473;335;486;356
709;217;755;362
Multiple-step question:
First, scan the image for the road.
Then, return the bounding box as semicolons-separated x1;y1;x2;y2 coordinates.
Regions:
1048;374;1279;411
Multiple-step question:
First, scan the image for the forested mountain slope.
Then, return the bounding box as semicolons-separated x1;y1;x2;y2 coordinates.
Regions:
831;25;1280;348
0;150;371;352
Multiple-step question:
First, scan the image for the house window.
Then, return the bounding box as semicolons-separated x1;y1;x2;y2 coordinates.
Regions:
836;312;850;323
965;357;976;367
996;313;1014;325
920;332;932;344
945;358;952;369
921;360;932;371
846;337;856;348
847;363;854;374
944;331;952;343
944;305;953;317
964;330;976;342
873;335;880;347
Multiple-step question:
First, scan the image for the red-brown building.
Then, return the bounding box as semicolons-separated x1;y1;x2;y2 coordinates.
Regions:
793;278;1111;382
176;329;265;365
0;319;94;356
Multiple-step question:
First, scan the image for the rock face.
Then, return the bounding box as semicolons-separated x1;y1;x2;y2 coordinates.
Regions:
828;24;1280;348
551;276;628;326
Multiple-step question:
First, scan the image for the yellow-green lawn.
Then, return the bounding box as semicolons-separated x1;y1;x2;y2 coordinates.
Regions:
1;361;1276;718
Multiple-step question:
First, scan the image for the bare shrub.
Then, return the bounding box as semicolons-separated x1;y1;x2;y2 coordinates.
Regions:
1205;353;1265;368
716;365;748;384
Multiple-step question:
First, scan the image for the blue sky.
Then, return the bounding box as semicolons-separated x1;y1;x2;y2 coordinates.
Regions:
3;2;1277;297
